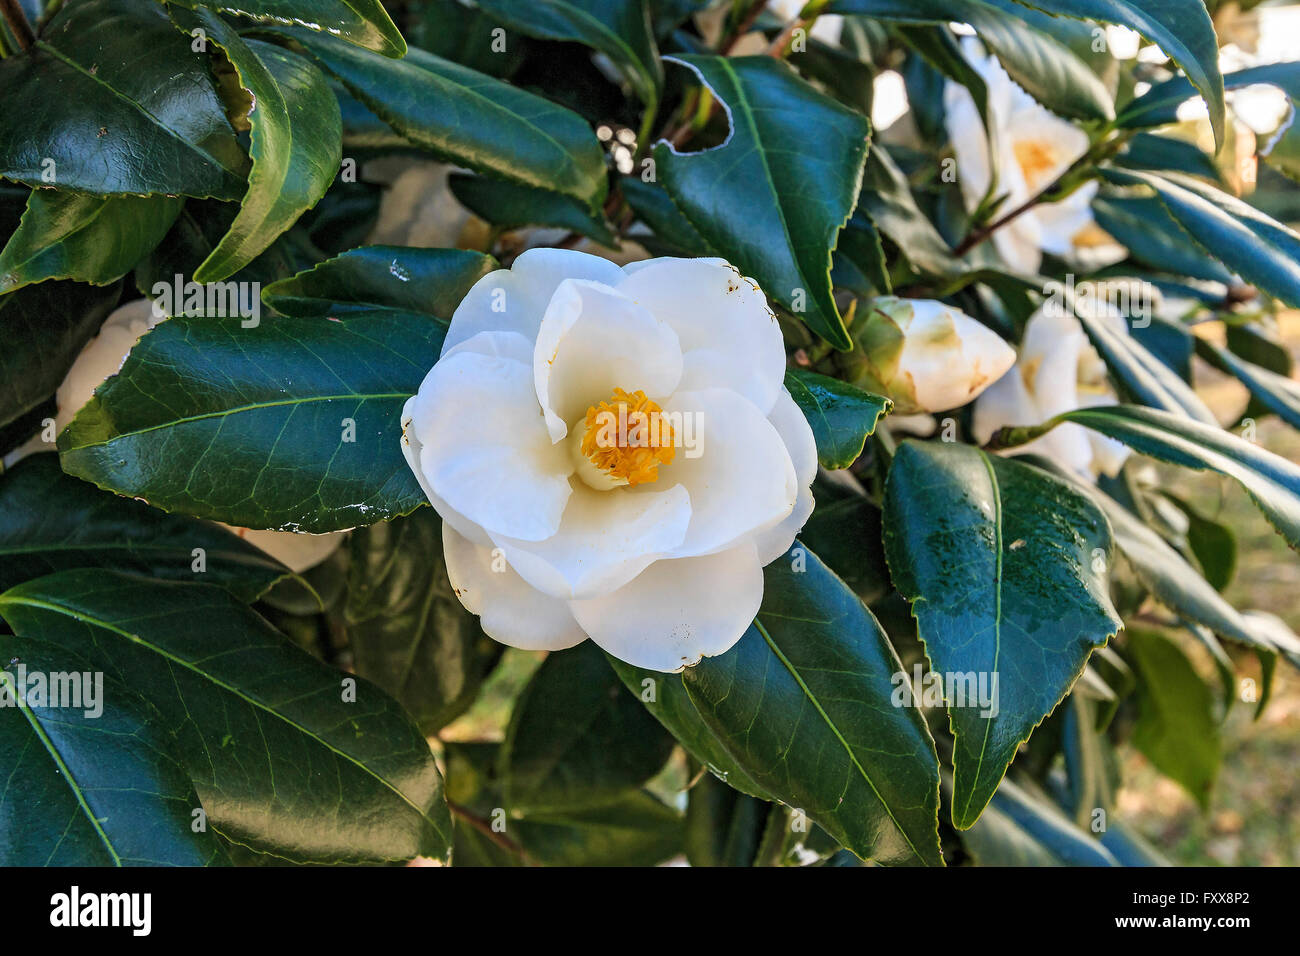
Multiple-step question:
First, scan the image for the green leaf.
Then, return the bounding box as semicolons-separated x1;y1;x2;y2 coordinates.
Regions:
448;174;619;246
171;12;342;283
619;176;712;256
1071;300;1217;424
345;508;502;734
0;0;248;199
784;367;890;469
283;30;608;211
0;570;451;863
58;309;441;532
0;640;228;866
959;775;1118;865
1100;168;1300;307
1127;628;1221;808
654;55;870;349
515;791;684;866
1161;493;1237;593
829;0;1114;121
474;0;662;110
883;441;1121;829
501;642;674;814
1009;0;1225;146
261;244;496;318
1091;194;1234;284
0;191;182;294
656;547;943;865
1047;404;1300;550
0;453;288;600
169;0;406;57
857;145;959;278
684;771;769;867
800;475;891;605
1115;132;1222;183
1199;337;1300;431
0;280;121;429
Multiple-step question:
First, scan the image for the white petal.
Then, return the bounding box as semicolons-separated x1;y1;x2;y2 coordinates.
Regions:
616;258;787;414
409;340;573;542
491;481;692;600
226;527;344;574
570;542;763;672
56;299;164;431
443;524;586;651
662;388;798;558
752;388;818;565
400;396;492;546
440;248;625;356
533;279;682;443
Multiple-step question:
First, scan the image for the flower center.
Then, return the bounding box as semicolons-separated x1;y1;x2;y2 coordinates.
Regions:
1012;139;1061;192
573;388;675;490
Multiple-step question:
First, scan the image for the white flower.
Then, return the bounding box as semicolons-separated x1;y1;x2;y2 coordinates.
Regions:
48;299;343;573
847;297;1016;414
944;39;1108;273
401;250;817;672
971;301;1130;478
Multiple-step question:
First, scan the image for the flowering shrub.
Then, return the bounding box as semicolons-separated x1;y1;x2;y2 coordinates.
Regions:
1;0;1298;867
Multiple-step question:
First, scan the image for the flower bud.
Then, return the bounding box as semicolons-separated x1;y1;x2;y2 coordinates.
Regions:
845;297;1016;414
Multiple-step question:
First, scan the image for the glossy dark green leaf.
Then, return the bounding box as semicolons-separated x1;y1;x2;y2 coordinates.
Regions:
58;310;442;532
677;548;943;865
883;441;1121;829
1161;493;1237;592
514;790;684;866
1101;168;1300;307
1091;194;1234;284
1127;628;1221;808
785;368;890;469
261;244;496;318
0;638;228;866
169;0;405;57
1201;338;1300;431
608;656;772;799
501;642;674;814
0;570;451;863
1071;300;1216;424
684;771;768;867
0;0;248;199
830;0;1114;121
171;12;342;283
619;176;712;256
0;280;121;429
284;30;607;211
1008;0;1224;145
1046;404;1300;550
0;191;182;294
857;145;959;278
654;55;870;349
959;775;1118;866
345;508;502;734
1115;132;1222;183
800;474;891;605
448;174;618;246
0;453;288;600
475;0;662;110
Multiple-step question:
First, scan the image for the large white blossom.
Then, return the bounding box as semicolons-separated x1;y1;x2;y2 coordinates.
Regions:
944;39;1118;273
38;299;343;574
971;301;1131;479
401;250;817;672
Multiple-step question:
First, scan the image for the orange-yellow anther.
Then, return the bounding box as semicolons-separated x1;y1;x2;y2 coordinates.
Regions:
580;388;675;486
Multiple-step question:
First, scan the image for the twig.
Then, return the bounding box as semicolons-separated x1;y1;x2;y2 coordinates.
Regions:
0;0;35;52
446;800;537;865
719;0;770;55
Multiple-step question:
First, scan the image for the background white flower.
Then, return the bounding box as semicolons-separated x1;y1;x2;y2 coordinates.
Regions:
402;250;817;672
944;39;1111;273
971;301;1131;478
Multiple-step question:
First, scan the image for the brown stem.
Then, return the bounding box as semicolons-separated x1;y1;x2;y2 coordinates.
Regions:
765;16;806;57
719;0;770;55
0;0;35;51
447;800;537;865
951;189;1045;257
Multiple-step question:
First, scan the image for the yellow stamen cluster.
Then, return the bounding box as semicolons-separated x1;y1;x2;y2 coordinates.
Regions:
580;388;675;486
